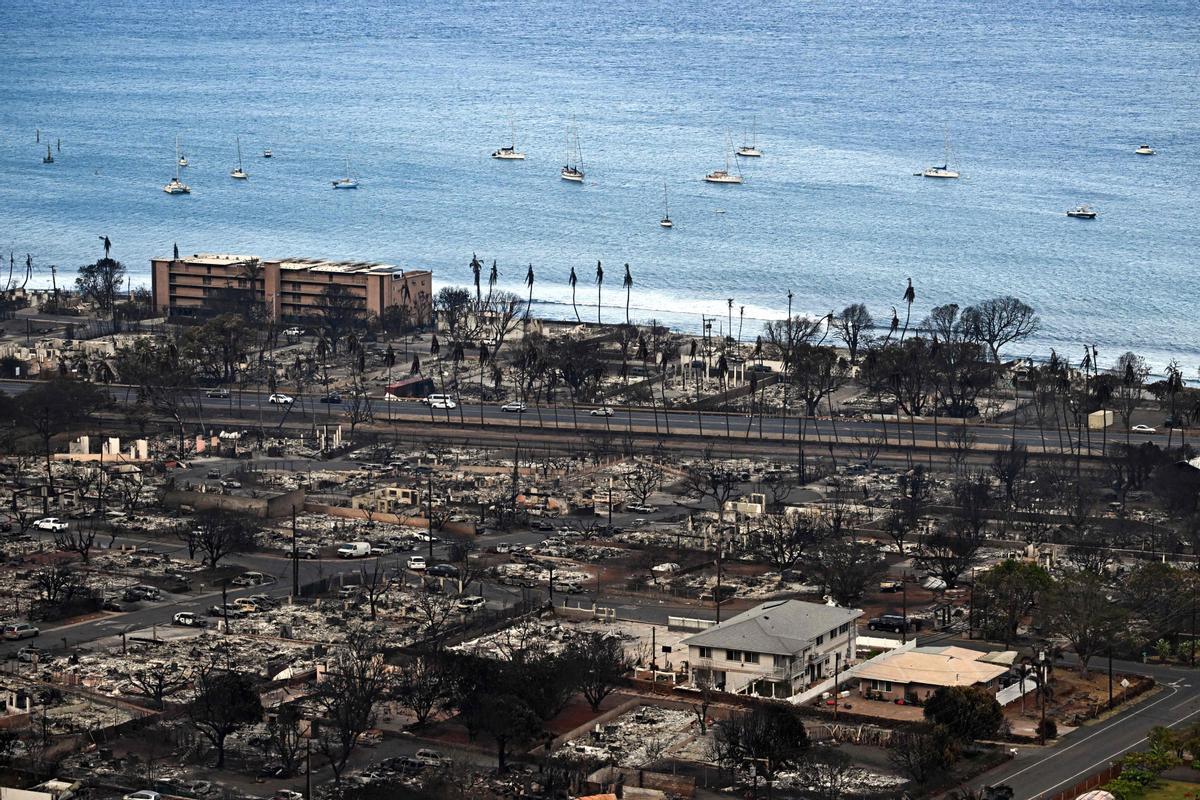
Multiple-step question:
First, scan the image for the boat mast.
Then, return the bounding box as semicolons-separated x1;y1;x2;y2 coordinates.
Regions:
174;135;181;180
663;181;670;219
236;136;243;170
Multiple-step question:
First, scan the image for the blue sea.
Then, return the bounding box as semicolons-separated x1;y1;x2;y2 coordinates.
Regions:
1;0;1197;372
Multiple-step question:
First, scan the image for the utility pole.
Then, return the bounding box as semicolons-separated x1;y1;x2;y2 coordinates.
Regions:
291;505;299;597
1108;647;1114;706
305;739;312;800
427;472;434;561
833;652;841;722
901;581;908;644
1038;652;1047;745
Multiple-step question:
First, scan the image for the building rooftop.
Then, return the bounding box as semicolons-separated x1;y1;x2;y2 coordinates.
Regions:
853;645;1011;688
679;599;862;655
159;253;429;277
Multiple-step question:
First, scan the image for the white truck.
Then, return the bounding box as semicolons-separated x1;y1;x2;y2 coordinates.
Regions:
336;541;371;559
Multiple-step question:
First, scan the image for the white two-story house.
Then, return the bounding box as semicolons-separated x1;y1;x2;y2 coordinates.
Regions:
680;599;862;699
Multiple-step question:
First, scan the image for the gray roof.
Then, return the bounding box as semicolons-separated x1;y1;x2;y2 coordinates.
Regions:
679;600;862;655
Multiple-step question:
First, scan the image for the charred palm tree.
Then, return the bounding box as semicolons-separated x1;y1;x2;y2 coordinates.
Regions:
523;263;535;326
470;253;483;303
726;299;734;349
900;278;915;341
487;260;498;305
595;261;604;326
568;266;580;322
622;263;633;325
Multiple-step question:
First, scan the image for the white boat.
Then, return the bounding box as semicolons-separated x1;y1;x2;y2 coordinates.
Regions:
492;120;525;160
705;135;743;184
561;122;584;182
1067;204;1097;219
659;181;673;228
736;117;763;157
921;129;960;178
1135;144;1155;155
178;154;188;167
163;135;191;194
332;156;358;189
230;136;248;179
262;148;273;158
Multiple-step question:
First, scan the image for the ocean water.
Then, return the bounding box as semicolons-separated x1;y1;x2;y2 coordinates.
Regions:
1;0;1197;372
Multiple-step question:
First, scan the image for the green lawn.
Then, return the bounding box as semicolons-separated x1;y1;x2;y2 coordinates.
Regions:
1146;779;1200;799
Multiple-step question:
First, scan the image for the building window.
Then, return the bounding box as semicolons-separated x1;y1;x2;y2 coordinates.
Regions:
202;277;212;286
697;647;712;659
830;628;839;640
815;635;824;646
873;680;893;692
743;652;759;664
725;650;742;662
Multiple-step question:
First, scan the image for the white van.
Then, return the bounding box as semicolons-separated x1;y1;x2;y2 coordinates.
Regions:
425;394;458;410
336;542;371;559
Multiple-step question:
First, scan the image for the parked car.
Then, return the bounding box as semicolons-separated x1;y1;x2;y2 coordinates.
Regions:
430;397;458;410
407;556;427;571
205;468;222;479
296;545;320;559
336;542;371;559
207;604;247;619
282;328;305;337
173;612;206;627
16;645;51;663
268;393;294;404
414;748;452;768
867;614;911;633
231;571;267;586
590;406;614;417
123;791;162;800
221;479;242;489
273;791;304;800
319;392;343;404
1131;424;1157;434
879;580;903;593
3;623;40;640
500;401;527;413
205;388;230;399
33;517;68;532
427;563;458;579
456;596;486;613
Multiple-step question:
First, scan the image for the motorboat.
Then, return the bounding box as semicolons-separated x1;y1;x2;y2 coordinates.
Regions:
1067;204;1097;219
262;148;273;158
1135;144;1155;155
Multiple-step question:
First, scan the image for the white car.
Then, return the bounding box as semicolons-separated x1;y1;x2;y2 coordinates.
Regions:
500;401;527;413
34;517;68;532
430;398;458;410
282;327;305;337
456;596;486;613
590;406;614;417
407;556;427;571
268;393;294;404
383;393;403;402
1131;424;1157;434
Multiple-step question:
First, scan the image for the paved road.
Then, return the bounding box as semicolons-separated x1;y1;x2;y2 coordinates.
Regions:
0;379;1181;457
972;658;1200;800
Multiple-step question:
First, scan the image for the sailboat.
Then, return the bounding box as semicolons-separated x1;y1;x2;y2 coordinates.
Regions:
178;151;188;167
659;181;673;228
736;118;763;158
42;145;53;164
492;120;525;160
561;123;584;182
704;135;743;184
230;136;249;179
332;157;358;189
920;130;960;178
163;135;191;194
262;148;273;158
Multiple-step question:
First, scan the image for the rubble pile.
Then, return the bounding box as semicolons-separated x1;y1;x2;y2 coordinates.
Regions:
560;705;694;766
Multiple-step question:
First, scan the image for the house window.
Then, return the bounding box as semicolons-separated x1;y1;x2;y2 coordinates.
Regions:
830;628;839;640
872;680;893;692
725;649;742;662
839;623;849;635
815;635;824;646
698;647;712;659
743;652;759;664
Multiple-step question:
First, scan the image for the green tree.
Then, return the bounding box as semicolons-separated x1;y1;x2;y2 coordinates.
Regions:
1040;570;1129;676
17;378;108;506
973;560;1051;645
712;706;809;783
75;257;127;327
924;686;1003;743
808;540;887;606
564;632;631;712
